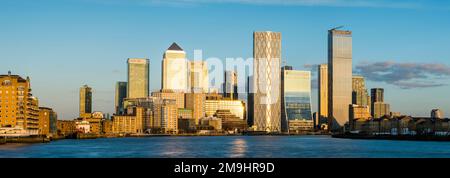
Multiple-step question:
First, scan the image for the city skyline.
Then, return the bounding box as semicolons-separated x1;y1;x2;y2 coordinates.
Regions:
1;0;450;119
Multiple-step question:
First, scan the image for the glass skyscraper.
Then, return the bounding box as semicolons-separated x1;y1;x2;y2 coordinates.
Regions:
115;81;127;115
79;85;92;118
281;67;313;133
328;29;352;130
127;58;149;99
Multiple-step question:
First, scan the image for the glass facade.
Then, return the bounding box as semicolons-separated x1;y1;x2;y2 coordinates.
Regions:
127;58;149;99
205;99;246;120
328;29;352;130
115;81;127;115
79;85;92;117
281;69;313;132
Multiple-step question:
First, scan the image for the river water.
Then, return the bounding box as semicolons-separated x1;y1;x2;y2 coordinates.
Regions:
1;135;450;158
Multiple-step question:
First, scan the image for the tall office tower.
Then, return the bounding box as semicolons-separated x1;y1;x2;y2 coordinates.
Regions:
370;88;384;117
318;64;328;124
162;43;189;92
371;88;384;103
328;28;353;130
247;76;254;127
224;71;238;100
189;61;209;93
352;76;370;108
0;72;39;135
281;66;313;133
79;85;92;118
115;81;127;115
252;31;282;133
127;58;150;98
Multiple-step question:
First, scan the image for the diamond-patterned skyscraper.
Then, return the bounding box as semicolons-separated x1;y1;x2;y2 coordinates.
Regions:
252;31;282;133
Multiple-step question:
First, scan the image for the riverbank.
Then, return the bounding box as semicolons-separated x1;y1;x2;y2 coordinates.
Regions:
0;132;330;145
1;136;51;144
333;134;450;142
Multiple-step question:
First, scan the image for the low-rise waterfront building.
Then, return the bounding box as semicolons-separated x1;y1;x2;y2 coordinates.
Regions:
214;109;247;133
205;96;245;121
198;116;222;132
38;107;57;136
350;115;450;136
57;120;76;136
0;72;40;136
76;120;90;133
178;118;196;134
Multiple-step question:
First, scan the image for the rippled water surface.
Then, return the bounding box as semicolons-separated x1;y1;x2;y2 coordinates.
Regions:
1;135;450;158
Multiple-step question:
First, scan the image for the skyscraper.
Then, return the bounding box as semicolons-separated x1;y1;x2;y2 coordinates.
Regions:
328;28;352;130
162;43;188;93
224;70;238;100
352;76;370;107
189;60;209;93
252;31;282;133
370;88;390;118
281;67;313;133
79;85;92;118
115;81;127;115
371;88;384;103
318;64;328;124
127;58;149;98
371;88;384;117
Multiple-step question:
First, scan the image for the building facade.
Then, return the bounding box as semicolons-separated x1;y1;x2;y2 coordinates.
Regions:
328;29;353;130
189;60;209;93
352;76;371;107
252;31;282;133
318;64;328;124
151;89;185;109
224;70;238;100
0;73;39;135
185;92;206;125
127;58;149;99
79;85;92;118
205;98;246;121
115;81;127;115
57;120;76;136
281;67;313;133
38;107;57;136
373;102;391;119
431;109;444;119
162;43;188;92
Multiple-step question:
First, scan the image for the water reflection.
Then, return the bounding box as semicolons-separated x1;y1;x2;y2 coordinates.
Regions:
160;138;187;157
228;138;247;158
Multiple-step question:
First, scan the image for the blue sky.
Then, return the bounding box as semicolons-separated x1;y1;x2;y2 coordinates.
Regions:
1;0;450;119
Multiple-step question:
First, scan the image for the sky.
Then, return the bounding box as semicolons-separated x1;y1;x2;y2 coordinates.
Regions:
1;0;450;119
